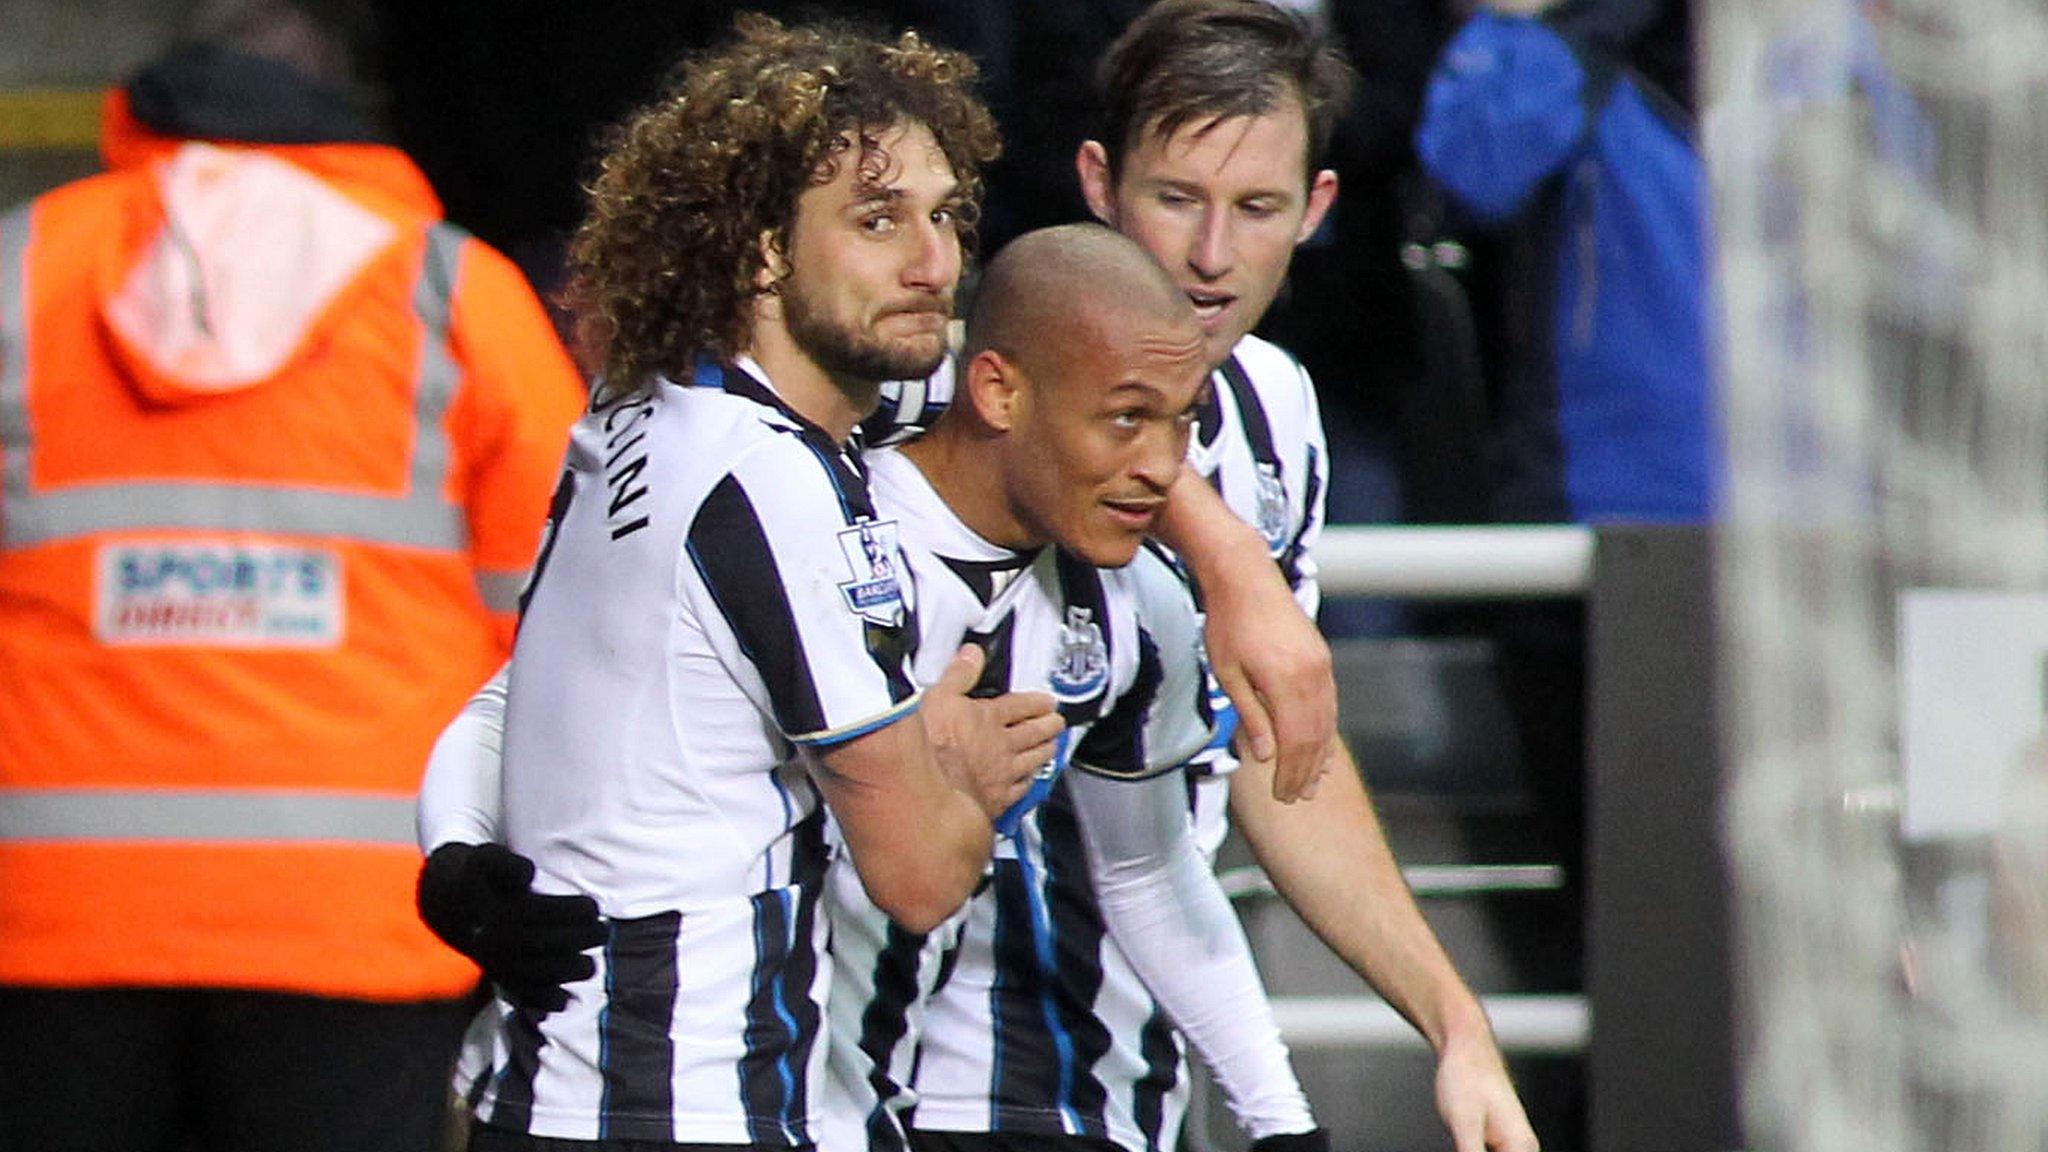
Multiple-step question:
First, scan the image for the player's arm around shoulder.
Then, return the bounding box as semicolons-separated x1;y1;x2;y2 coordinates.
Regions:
1155;472;1335;801
820;641;1058;930
808;702;993;934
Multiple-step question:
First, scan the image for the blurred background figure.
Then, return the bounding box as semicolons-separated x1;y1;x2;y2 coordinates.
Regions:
0;1;584;1148
1411;0;1706;937
1416;0;1707;529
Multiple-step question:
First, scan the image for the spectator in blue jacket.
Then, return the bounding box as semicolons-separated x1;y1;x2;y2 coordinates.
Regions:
1416;0;1715;523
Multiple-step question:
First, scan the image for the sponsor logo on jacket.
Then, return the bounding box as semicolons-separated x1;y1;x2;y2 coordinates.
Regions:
96;541;343;646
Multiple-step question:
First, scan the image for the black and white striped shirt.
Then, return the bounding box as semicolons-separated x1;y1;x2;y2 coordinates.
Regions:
820;446;1222;1152
873;335;1330;1152
467;359;920;1145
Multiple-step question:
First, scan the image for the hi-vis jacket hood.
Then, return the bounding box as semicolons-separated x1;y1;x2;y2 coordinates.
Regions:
93;48;443;407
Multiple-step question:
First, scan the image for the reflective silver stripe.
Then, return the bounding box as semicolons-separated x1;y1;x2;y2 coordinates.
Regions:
474;568;528;613
410;224;462;507
0;788;418;846
2;482;463;548
1;205;34;535
0;215;470;551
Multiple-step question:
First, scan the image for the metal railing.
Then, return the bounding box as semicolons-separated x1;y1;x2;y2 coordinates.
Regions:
1316;524;1594;599
1217;862;1565;901
1271;994;1589;1056
1250;524;1595;1057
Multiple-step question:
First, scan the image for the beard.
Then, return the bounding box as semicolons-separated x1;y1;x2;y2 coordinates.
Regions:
782;280;950;385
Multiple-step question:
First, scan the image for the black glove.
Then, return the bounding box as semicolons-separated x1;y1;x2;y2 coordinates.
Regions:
417;842;606;1013
1249;1131;1331;1152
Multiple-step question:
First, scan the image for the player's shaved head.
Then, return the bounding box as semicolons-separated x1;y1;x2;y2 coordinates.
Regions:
962;223;1197;381
905;221;1205;566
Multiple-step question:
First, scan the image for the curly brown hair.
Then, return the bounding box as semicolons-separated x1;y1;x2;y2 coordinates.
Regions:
564;14;1001;395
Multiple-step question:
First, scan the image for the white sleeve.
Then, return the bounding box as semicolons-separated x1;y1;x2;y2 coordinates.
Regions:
416;663;510;851
1067;768;1316;1140
686;445;921;746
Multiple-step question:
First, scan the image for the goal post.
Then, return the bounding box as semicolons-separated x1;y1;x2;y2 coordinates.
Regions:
1706;2;2048;1149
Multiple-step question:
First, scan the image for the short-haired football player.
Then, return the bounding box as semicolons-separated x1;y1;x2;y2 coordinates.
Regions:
826;223;1327;1152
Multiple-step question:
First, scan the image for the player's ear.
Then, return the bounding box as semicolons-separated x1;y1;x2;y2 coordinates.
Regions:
963;348;1023;433
1296;168;1338;245
1076;141;1117;226
754;229;791;292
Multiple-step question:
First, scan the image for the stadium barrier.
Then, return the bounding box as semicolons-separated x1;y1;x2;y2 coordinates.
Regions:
1242;522;1595;1058
1269;994;1589;1056
1314;524;1594;599
1252;524;1734;1152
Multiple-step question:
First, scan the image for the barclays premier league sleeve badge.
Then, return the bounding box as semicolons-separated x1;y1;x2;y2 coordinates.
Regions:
837;518;907;626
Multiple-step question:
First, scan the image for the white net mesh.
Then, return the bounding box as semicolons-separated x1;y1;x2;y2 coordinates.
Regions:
1708;1;2048;1148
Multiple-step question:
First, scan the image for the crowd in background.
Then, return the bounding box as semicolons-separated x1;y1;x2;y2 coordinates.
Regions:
380;0;1705;555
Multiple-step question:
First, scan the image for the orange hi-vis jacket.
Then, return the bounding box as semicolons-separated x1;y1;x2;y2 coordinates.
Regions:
0;93;586;1000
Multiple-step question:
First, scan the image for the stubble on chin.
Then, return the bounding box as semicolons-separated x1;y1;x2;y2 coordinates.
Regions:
787;302;946;385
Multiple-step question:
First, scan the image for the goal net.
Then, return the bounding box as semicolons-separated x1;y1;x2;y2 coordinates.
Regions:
1708;0;2048;1148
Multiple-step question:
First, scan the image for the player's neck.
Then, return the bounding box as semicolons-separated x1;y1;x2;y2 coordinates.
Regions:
900;428;1040;552
743;327;879;443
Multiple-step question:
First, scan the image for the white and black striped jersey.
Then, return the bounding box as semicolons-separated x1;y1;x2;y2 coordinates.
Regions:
867;356;955;448
1185;334;1327;621
464;359;922;1145
1065;335;1330;1151
873;336;1332;1152
1079;335;1332;1150
819;446;1221;1152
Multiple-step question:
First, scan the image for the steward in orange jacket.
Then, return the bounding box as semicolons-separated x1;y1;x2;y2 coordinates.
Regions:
0;47;585;1008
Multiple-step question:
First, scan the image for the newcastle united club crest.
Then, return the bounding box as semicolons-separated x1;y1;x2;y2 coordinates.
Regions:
1048;605;1109;707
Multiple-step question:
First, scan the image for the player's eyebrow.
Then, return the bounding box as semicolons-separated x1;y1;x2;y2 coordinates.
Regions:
1104;379;1168;403
1143;174;1295;206
1140;329;1206;361
850;179;963;208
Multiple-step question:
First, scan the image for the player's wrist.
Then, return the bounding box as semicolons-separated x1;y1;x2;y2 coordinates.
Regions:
1432;994;1511;1065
